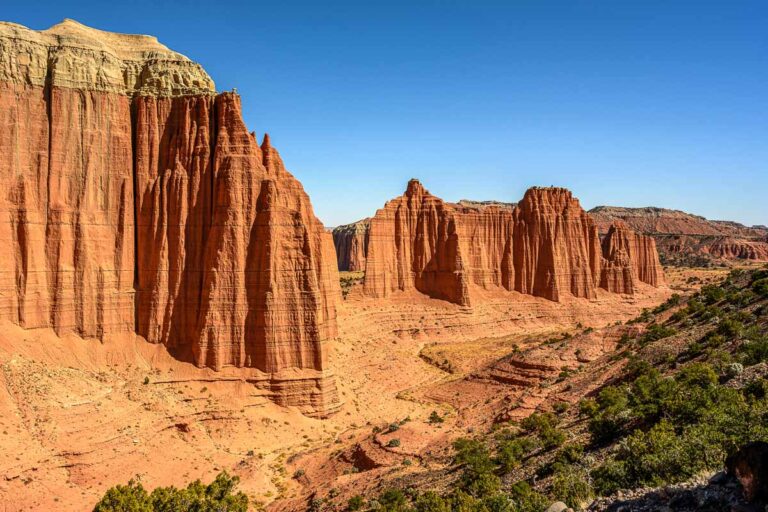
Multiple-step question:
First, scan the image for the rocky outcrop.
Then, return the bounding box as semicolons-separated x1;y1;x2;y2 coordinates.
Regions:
726;441;768;504
704;237;768;261
0;20;339;416
354;180;663;306
590;206;768;263
333;219;370;271
510;187;605;302
364;179;470;303
600;222;664;294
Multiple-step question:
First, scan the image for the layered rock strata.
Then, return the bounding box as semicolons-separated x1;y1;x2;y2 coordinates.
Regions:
0;20;339;415
590;206;768;263
600;221;664;294
335;180;663;306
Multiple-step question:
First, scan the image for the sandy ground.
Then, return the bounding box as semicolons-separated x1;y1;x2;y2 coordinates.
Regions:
0;281;672;511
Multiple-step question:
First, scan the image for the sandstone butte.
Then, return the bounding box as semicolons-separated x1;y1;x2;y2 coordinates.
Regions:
0;20;341;416
590;206;768;262
334;179;664;306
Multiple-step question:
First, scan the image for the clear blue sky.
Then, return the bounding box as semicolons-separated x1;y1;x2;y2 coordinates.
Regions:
7;1;767;227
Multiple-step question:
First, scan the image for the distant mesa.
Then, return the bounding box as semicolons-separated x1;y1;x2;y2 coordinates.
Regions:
456;199;517;209
590;206;768;264
334;180;664;305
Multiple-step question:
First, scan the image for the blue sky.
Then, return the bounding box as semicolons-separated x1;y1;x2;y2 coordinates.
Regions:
7;1;767;227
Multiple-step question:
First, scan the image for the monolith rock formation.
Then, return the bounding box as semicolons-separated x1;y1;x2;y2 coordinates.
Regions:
590;206;768;264
0;20;340;416
333;180;664;306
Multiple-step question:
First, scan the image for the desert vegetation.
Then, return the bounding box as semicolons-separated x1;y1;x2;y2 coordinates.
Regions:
343;266;768;511
92;472;248;512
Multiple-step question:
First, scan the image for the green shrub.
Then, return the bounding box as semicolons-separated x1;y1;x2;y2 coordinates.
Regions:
588;386;630;443
414;491;449;512
551;464;593;508
93;472;248;512
685;299;704;316
93;480;152;512
744;379;768;400
507;481;550;512
428;411;444;424
347;495;365;511
752;277;768;297
700;284;726;304
379;489;409;511
638;324;677;346
387;438;401;448
653;294;681;314
452;438;500;495
520;412;566;449
592;459;628;495
738;336;768;365
554;444;585;467
496;437;536;474
520;412;557;433
578;398;599;418
669;310;686;322
539;425;566;449
717;317;744;338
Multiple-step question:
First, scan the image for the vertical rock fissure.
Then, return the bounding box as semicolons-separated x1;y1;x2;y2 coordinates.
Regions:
130;96;140;332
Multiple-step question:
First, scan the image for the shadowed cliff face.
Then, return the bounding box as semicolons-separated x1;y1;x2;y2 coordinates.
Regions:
333;218;370;271
336;181;664;306
0;20;340;416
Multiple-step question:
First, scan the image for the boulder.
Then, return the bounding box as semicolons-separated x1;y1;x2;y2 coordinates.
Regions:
726;441;768;504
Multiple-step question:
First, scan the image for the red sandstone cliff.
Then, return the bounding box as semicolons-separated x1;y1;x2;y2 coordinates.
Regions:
0;20;340;416
346;180;663;306
600;221;664;294
590;206;768;263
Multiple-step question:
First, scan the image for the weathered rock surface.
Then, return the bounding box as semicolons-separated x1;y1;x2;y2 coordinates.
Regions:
590;206;768;263
0;20;340;415
0;19;214;96
704;237;768;261
340;180;664;306
600;221;664;294
333;218;370;271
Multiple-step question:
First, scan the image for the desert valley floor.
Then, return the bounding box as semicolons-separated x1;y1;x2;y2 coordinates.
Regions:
2;266;737;511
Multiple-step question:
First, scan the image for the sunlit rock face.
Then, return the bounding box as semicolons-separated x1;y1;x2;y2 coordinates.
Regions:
0;19;340;416
336;180;663;306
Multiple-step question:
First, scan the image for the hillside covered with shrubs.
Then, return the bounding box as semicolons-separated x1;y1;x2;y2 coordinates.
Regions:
346;267;768;512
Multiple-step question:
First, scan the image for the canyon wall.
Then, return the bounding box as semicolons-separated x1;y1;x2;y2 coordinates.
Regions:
332;218;369;271
600;221;664;294
336;180;663;306
0;20;339;416
590;206;768;264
